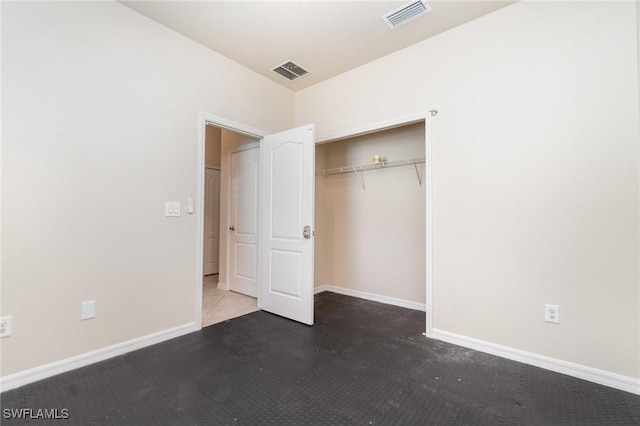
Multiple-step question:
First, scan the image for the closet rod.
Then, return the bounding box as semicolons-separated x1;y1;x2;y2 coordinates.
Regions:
316;157;425;176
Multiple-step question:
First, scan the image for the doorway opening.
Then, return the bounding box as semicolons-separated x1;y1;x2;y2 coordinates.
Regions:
196;114;317;330
201;123;261;327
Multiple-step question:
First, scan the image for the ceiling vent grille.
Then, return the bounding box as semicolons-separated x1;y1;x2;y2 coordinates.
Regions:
272;60;311;81
382;0;431;29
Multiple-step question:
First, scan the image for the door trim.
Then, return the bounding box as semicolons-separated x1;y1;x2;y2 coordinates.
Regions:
315;112;428;144
196;112;268;330
316;110;436;338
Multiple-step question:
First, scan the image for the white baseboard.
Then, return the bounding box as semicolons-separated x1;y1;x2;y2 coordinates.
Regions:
313;287;638;395
0;322;197;393
217;281;229;291
432;329;640;395
4;302;636;397
314;284;426;312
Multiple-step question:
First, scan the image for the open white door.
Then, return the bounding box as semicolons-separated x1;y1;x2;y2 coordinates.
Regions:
259;124;315;325
229;148;259;297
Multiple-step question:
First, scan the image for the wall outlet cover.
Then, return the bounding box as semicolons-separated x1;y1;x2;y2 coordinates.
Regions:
81;301;96;320
545;304;560;324
0;316;13;338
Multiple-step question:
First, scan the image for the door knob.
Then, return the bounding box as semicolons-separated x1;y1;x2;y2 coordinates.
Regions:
303;225;311;239
229;226;236;231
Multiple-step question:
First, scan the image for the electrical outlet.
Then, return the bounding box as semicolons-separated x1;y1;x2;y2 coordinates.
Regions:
0;316;13;338
545;304;560;324
81;301;96;320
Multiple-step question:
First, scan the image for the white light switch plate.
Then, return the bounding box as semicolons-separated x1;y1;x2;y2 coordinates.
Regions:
165;202;181;217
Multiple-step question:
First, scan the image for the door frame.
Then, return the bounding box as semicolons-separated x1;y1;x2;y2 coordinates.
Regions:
315;110;436;338
196;112;268;330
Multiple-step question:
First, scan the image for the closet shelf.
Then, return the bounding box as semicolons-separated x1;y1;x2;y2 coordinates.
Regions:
316;157;426;189
316;157;425;176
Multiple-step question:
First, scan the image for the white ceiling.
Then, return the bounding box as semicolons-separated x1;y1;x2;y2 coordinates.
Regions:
120;1;516;91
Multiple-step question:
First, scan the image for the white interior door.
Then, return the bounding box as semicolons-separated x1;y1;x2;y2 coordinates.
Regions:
203;168;221;275
259;124;315;325
229;148;259;298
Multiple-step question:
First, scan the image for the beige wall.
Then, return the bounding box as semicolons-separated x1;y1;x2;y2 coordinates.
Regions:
1;2;293;376
315;123;426;303
298;1;640;379
205;125;222;168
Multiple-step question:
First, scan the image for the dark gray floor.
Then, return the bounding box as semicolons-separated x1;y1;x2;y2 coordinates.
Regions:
1;292;639;425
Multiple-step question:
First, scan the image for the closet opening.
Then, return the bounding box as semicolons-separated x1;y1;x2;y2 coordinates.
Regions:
314;121;427;314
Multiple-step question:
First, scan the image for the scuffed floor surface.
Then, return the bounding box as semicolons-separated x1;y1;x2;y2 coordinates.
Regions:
2;292;639;425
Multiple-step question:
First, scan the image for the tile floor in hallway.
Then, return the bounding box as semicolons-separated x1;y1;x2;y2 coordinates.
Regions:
202;274;259;327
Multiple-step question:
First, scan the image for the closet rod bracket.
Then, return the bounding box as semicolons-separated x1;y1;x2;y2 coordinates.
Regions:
414;162;423;187
353;166;366;192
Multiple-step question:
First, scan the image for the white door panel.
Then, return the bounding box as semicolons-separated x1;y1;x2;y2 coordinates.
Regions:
271;142;303;239
270;249;302;297
235;243;257;279
229;148;259;297
259;124;315;325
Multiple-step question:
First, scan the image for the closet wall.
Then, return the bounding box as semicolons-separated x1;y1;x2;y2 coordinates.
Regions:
204;125;222;276
205;125;222;168
315;123;426;305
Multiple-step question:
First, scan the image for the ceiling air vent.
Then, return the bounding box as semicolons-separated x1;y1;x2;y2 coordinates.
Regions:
272;60;311;81
382;0;431;29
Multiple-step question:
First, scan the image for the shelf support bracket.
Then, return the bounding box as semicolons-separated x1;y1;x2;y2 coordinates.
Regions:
414;162;423;187
353;166;365;191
